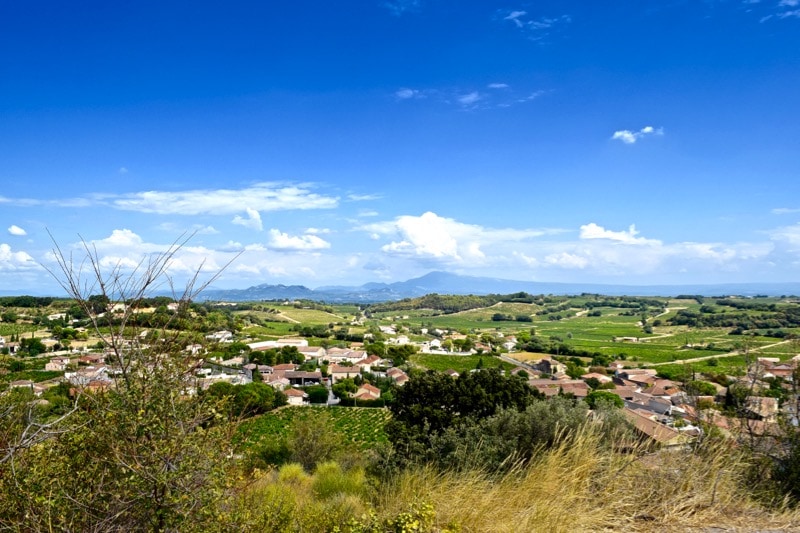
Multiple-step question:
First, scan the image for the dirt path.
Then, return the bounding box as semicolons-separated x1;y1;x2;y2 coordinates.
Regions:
656;306;685;318
275;312;300;324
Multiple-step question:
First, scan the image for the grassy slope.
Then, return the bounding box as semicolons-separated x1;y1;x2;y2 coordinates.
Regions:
230;427;800;532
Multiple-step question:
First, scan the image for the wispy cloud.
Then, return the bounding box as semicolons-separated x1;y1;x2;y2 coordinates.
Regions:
504;10;527;28
0;183;340;220
457;92;482;106
7;225;27;236
772;207;800;215
611;125;664;144
395;88;422;100
156;222;219;235
517;90;545;102
758;0;800;21
394;85;546;110
347;193;382;201
768;223;800;249
499;9;571;40
112;183;338;215
382;0;421;16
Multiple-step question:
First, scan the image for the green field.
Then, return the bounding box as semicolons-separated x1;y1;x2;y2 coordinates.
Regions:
0;370;63;385
239;321;299;337
236;406;391;452
410;354;514;373
0;324;40;336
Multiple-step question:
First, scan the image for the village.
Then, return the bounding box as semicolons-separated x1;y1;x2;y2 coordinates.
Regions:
3;305;799;452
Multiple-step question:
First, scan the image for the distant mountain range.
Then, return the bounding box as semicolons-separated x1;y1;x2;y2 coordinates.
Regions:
197;271;800;303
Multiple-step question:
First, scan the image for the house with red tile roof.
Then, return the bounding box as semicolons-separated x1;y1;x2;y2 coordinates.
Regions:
353;383;381;400
284;387;308;406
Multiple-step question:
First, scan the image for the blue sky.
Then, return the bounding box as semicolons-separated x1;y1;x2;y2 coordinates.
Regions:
2;0;800;294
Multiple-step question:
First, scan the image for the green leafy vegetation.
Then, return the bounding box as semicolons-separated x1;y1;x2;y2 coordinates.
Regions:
410;353;513;372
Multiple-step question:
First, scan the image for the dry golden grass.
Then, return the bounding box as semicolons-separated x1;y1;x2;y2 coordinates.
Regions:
375;430;800;533
504;351;551;363
224;429;800;532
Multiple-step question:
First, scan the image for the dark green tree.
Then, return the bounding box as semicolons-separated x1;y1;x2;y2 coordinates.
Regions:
585;390;624;409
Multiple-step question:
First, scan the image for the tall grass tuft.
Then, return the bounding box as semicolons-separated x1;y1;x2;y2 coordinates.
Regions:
219;426;800;532
375;426;800;532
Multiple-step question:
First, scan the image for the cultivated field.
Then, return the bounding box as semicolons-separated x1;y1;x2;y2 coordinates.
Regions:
236;406;391;452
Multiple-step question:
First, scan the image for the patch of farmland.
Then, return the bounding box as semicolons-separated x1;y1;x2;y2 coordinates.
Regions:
277;306;345;324
411;354;514;373
236;406;391;452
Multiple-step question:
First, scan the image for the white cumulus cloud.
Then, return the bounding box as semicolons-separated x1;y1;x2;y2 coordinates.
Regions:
544;252;589;269
95;228;146;249
7;225;27;236
579;223;661;245
611;126;664;144
232;208;263;231
267;229;331;251
0;243;38;271
364;211;547;264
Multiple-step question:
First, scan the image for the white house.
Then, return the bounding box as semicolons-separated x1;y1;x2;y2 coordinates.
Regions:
284;388;308;406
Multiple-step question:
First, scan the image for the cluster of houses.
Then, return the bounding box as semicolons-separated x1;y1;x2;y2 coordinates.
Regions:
9;352;115;396
197;336;409;405
7;321;799;449
511;353;800;448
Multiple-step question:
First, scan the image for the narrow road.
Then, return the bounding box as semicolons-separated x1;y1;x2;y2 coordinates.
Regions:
499;353;538;373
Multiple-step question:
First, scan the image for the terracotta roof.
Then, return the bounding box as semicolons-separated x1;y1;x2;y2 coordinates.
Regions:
285;370;322;379
359;383;380;394
330;364;359;374
623;408;685;445
606;386;638;400
581;372;612;382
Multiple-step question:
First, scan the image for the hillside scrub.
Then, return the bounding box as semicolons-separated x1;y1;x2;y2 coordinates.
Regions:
216;426;800;533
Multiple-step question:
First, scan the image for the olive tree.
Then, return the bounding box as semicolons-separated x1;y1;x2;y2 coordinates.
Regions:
0;234;240;531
